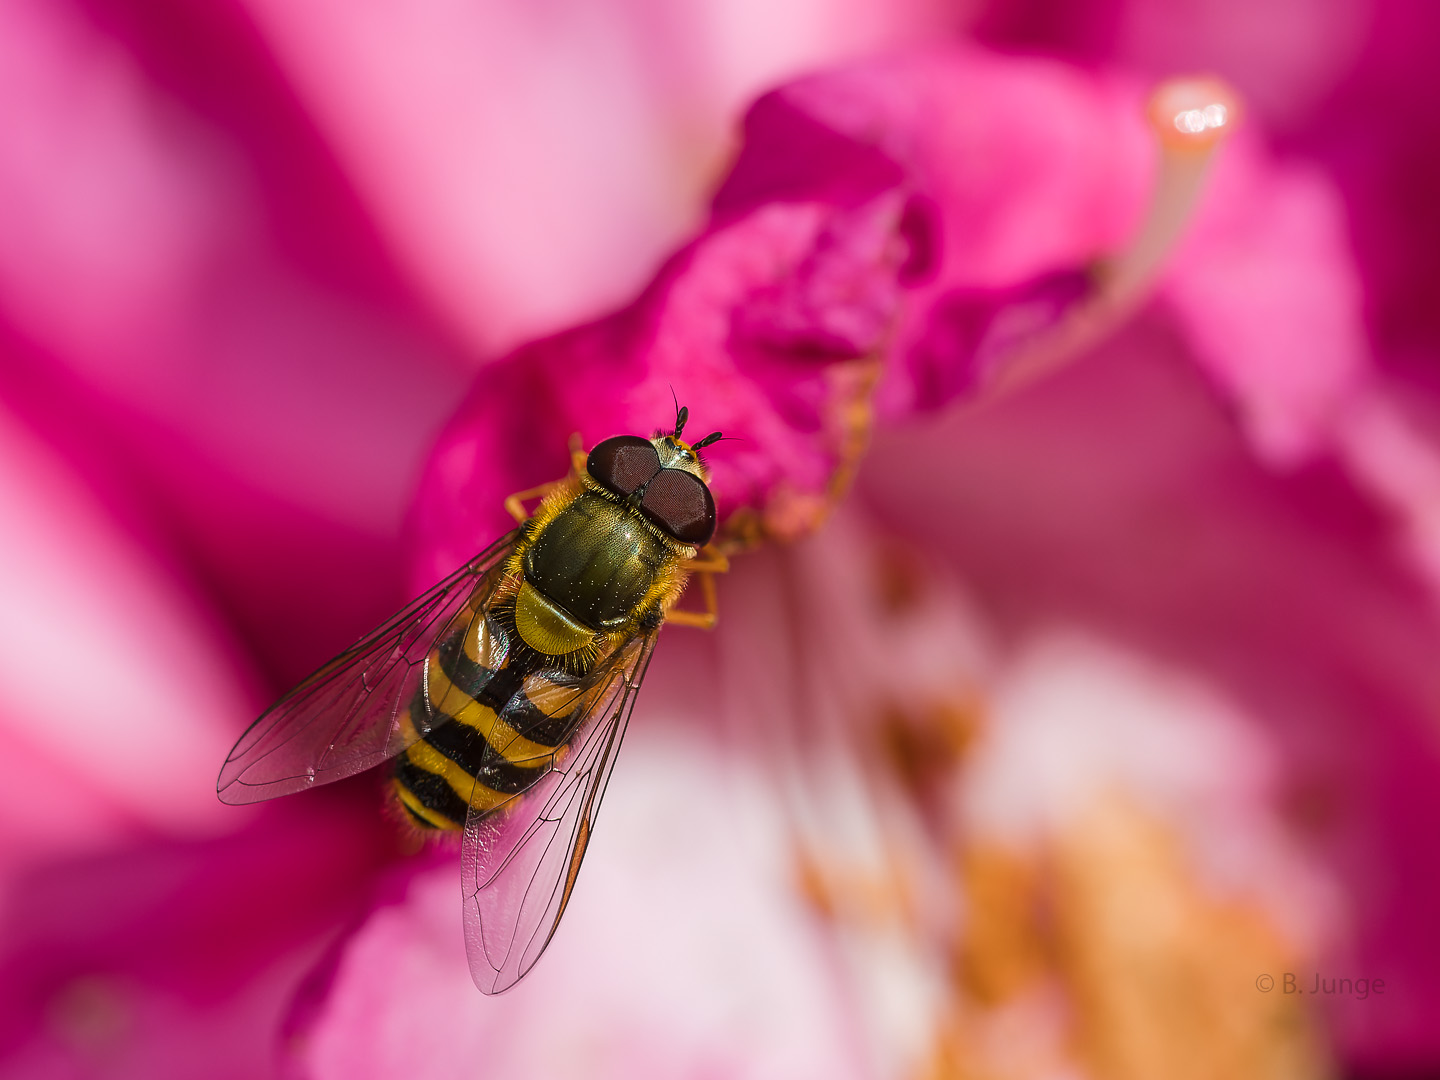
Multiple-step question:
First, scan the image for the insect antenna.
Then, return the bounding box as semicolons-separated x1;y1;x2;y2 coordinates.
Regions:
674;404;689;439
693;430;724;449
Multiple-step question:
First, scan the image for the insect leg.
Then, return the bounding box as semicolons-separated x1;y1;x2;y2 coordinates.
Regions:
504;481;565;524
683;545;730;575
664;546;729;630
505;437;589;523
568;432;588;477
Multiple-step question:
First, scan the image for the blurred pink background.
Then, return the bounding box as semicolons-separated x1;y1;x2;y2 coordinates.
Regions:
2;0;1439;1078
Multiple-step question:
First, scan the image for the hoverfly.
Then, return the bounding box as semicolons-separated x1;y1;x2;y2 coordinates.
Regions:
217;407;728;993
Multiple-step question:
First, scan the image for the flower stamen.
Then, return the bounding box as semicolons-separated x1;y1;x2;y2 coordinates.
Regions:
976;77;1241;403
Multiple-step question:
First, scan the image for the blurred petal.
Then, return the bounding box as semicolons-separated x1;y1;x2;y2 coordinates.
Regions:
1337;386;1440;600
964;632;1338;946
712;520;990;1076
730;50;1153;282
0;0;459;533
863;309;1440;1066
240;0;958;356
0;402;255;860
0;405;403;1078
0;0;470;679
710;507;1338;1076
293;731;866;1080
1111;0;1368;127
1162;135;1370;464
0;797;393;1079
955;634;1335;1077
413;48;1161;581
973;0;1368;129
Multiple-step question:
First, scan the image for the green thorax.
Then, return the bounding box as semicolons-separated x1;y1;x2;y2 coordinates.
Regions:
522;491;669;632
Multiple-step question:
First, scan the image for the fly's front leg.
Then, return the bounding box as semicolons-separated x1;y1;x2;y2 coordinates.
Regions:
684;548;730;575
664;545;730;630
503;480;564;524
568;431;588;477
505;434;589;523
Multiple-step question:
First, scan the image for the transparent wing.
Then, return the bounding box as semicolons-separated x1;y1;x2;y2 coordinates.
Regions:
461;629;658;994
217;532;518;804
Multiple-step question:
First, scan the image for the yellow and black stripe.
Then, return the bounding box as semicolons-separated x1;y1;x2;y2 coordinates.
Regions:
391;605;592;831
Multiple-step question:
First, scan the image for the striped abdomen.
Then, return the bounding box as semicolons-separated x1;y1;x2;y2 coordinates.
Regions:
392;605;591;830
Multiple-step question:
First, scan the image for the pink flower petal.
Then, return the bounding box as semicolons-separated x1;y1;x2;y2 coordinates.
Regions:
0;402;256;857
862;308;1440;1067
974;0;1368;129
293;730;868;1080
239;0;957;356
413;48;1159;580
1337;386;1440;599
1163;134;1370;464
0;796;394;1079
0;0;473;678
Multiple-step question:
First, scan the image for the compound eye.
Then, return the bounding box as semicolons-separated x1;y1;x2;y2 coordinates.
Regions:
640;468;716;546
587;436;661;496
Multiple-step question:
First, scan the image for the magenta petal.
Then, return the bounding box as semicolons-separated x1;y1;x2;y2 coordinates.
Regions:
290;730;867;1080
239;0;957;355
732;195;909;360
864;310;1440;1068
0;0;474;680
714;90;907;214
765;49;1155;284
411;200;886;582
1163;134;1370;464
0;402;256;856
0;796;393;1079
413;48;1158;577
898;269;1094;410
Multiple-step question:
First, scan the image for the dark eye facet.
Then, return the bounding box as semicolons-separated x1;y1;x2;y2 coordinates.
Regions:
639;468;716;546
587;436;660;496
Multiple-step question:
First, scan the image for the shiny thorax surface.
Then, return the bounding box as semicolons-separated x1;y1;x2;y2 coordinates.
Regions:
523;490;671;632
